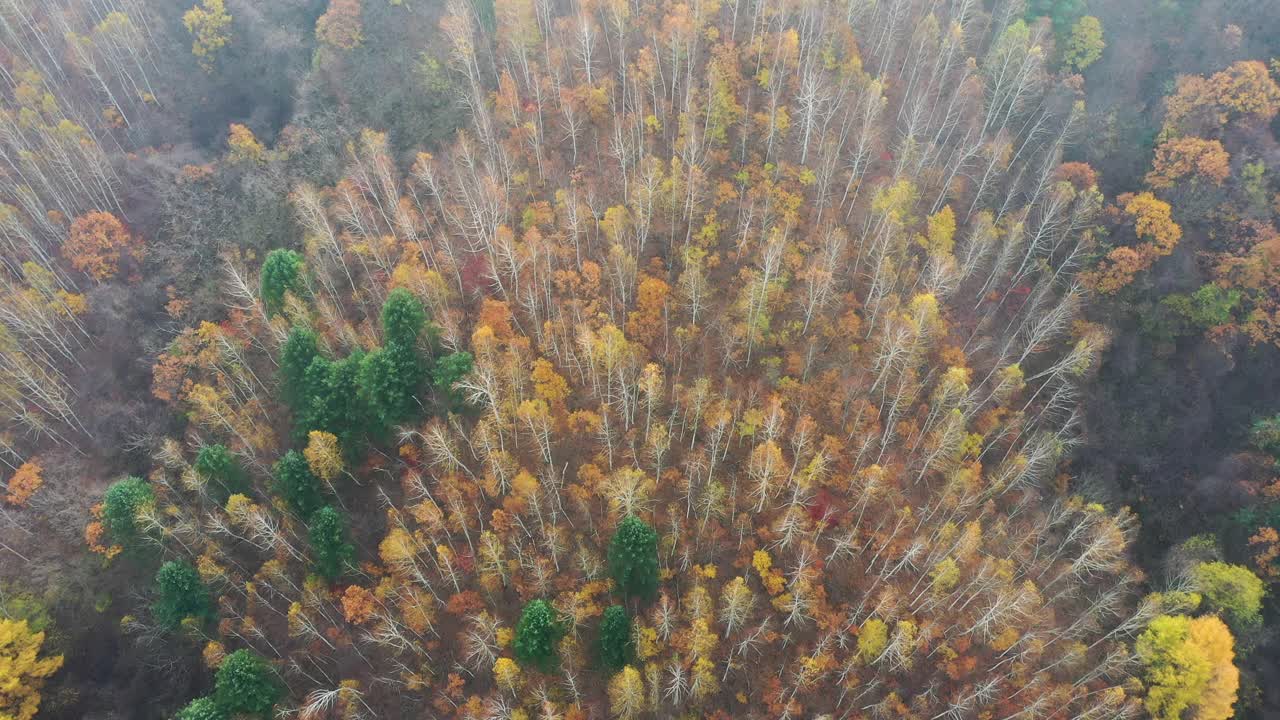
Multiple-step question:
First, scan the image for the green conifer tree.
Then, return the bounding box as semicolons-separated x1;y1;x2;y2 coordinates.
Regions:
308;506;354;580
514;599;564;671
153;560;213;629
259;249;304;316
272;451;325;519
608;516;659;601
597;605;634;673
214;650;281;717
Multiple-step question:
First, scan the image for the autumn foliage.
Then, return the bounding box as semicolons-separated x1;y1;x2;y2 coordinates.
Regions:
1098;59;1280;348
0;619;63;720
340;585;376;624
1161;60;1280;139
315;0;364;50
1145;137;1231;189
183;0;232;71
1137;615;1239;720
1087;192;1184;293
4;461;43;507
62;211;142;281
104;3;1200;719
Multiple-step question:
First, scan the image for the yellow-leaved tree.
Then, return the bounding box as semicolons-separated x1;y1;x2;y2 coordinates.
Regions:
304;430;344;483
0;618;63;720
227;124;266;164
183;0;232;72
607;665;645;720
1136;614;1238;720
1063;16;1105;72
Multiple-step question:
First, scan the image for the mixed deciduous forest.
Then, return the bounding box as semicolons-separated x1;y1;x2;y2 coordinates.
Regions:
0;0;1279;718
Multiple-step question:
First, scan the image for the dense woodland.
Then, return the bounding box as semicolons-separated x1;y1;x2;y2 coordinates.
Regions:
1;0;1280;719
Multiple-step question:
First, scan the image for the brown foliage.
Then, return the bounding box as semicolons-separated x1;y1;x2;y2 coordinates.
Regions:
316;0;364;50
1055;162;1098;191
340;585;377;624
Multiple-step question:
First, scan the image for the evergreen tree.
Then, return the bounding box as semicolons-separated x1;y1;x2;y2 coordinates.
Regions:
380;287;428;347
359;343;423;427
153;560;213;629
175;697;225;720
357;289;433;427
259;249;305;316
298;355;335;433
471;0;496;33
514;599;563;671
300;352;370;447
608;516;659;601
433;351;474;410
279;326;320;409
214;650;281;718
1250;414;1280;459
102;476;153;548
194;444;248;503
597;605;634;673
272;451;325;519
308;505;354;580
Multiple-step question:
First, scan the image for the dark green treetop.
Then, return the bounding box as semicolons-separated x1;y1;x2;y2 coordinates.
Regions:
608;516;659;601
597;604;634;673
1025;0;1087;37
433;351;474;410
308;505;354;580
299;352;369;446
514;599;564;671
260;249;305;316
213;649;281;718
272;450;325;519
194;444;249;503
279;326;320;408
153;560;214;629
102;476;153;548
359;343;423;428
380;287;428;346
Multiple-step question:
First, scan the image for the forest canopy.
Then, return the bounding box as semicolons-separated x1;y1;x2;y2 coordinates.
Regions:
98;0;1162;716
1;0;1280;718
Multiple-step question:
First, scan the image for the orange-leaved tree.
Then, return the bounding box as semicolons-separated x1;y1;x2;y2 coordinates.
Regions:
62;211;143;281
1087;192;1183;293
4;461;43;507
